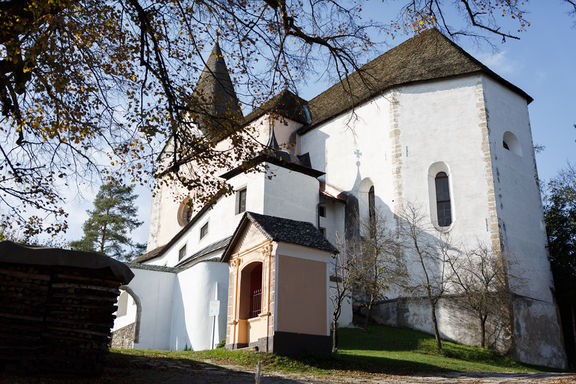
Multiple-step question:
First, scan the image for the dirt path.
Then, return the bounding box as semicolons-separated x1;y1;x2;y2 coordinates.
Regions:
2;355;574;384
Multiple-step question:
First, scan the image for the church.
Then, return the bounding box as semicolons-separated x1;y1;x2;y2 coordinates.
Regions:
111;29;567;368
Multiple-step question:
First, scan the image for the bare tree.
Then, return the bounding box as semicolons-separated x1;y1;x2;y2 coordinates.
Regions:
343;210;405;330
396;202;450;352
1;0;571;236
329;248;354;353
445;242;512;349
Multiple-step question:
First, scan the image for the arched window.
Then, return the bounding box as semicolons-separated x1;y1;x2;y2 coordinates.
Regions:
502;131;522;156
435;172;452;227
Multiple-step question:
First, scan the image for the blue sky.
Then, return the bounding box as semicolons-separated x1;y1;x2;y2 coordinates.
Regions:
63;2;576;246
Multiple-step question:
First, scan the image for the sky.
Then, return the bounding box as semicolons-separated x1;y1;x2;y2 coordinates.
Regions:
60;2;576;247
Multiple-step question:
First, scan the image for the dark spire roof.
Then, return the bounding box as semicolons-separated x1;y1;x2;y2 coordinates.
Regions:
192;42;243;138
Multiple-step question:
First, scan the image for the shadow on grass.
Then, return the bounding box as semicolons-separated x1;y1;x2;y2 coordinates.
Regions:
288;353;451;376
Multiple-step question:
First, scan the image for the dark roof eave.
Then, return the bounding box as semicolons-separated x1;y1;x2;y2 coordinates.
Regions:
298;71;532;136
220;154;324;180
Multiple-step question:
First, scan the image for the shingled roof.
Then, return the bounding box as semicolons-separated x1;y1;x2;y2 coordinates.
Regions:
221;212;338;262
191;42;243;137
244;89;309;125
299;28;531;133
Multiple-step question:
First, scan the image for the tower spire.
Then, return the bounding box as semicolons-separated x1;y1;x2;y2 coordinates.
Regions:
191;42;243;138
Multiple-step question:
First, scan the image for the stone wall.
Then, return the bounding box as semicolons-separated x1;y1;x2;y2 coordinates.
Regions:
111;323;136;349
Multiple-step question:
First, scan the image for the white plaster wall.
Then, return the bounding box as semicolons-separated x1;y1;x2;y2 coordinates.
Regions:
169;261;229;351
127;267;176;350
482;76;554;301
275;243;333;336
263;164;320;225
482;76;566;368
147;171;266;267
112;291;137;331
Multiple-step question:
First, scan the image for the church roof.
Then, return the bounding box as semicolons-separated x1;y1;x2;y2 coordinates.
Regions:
175;236;232;268
191;42;243;138
299;28;532;133
244;89;309;125
132;245;165;264
219;153;324;180
221;212;338;262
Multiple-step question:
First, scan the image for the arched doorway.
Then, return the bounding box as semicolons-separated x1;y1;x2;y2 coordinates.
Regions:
236;261;265;347
111;286;141;348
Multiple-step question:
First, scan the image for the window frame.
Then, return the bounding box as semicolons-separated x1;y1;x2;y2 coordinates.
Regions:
200;222;209;240
178;244;187;261
434;171;452;227
236;187;247;215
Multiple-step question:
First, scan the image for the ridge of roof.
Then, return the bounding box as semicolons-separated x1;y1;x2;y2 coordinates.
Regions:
299;28;532;134
221;212;338;262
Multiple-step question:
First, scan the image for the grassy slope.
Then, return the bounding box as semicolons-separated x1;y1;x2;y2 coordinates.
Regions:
114;325;556;378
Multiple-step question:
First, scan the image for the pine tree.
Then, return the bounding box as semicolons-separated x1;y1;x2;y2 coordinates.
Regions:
70;183;145;261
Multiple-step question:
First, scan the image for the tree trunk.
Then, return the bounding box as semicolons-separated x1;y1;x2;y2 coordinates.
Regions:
480;315;487;348
364;294;374;330
332;318;338;353
430;302;442;352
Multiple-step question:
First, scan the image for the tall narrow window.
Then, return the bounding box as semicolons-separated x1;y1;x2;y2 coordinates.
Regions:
178;244;187;261
368;186;375;224
236;188;247;214
200;222;209;239
435;172;452;227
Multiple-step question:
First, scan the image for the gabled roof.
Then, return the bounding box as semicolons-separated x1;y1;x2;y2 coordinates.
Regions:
244;89;309;125
221;212;338;262
191;42;243;137
300;28;532;133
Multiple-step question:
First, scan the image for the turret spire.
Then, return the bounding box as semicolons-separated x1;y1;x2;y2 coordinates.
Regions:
191;42;243;138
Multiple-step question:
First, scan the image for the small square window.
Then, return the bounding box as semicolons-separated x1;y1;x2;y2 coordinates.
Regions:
178;244;187;261
236;188;247;214
319;227;326;236
318;205;326;217
200;222;209;239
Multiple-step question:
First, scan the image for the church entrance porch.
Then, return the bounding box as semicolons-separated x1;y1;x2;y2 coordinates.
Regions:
222;212;337;356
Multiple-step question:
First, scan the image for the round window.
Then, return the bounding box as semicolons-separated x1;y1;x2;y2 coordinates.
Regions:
177;198;193;227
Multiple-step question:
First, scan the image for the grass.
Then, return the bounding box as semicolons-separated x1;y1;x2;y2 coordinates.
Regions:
112;325;561;379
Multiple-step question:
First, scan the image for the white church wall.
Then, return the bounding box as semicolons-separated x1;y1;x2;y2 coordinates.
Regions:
112;290;138;331
128;266;176;350
169;261;229;351
263;164;319;225
482;76;566;368
147;171;266;268
482;76;554;301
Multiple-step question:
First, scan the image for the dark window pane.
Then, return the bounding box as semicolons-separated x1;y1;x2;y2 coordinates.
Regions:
200;223;209;239
178;244;186;261
435;172;452;227
236;188;247;214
